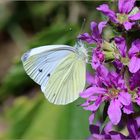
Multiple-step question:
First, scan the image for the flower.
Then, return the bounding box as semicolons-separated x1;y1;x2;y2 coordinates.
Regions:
135;89;140;106
128;39;140;73
88;122;127;140
111;38;140;74
78;21;107;45
129;72;140;106
114;37;127;58
88;117;140;140
113;59;123;73
80;65;133;125
92;48;105;70
78;21;106;70
97;0;140;30
78;0;140;135
129;70;140;90
112;37;129;72
127;117;140;139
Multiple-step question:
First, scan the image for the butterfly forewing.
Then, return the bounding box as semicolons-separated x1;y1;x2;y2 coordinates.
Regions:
22;45;74;85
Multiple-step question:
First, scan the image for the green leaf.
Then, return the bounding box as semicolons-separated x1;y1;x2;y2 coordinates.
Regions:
3;96;90;139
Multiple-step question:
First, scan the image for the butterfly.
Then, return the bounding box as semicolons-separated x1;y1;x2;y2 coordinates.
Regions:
21;40;88;105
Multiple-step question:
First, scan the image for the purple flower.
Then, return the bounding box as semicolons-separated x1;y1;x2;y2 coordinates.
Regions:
113;38;140;74
112;37;128;71
114;37;127;58
92;48;105;70
128;71;140;106
113;59;123;73
78;21;107;45
88;122;127;140
86;72;95;85
127;117;140;139
88;117;140;140
128;39;140;73
97;0;140;30
129;70;140;90
80;65;133;125
135;89;140;106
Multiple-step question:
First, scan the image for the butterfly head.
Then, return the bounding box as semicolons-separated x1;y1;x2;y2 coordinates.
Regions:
75;40;88;63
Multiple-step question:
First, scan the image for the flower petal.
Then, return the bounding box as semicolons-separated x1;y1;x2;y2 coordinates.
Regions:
90;22;98;36
114;37;127;57
78;33;95;44
108;99;122;125
136;117;140;127
123;103;133;114
97;4;117;23
104;121;114;133
97;65;109;78
129;71;140;90
113;59;123;72
129;56;140;73
90;21;101;42
89;113;95;124
81;100;90;107
135;96;140;106
127;118;138;139
109;132;127;140
128;40;140;57
123;21;134;30
97;65;110;86
98;21;107;34
92;49;104;69
129;11;140;20
92;54;100;69
118;92;131;106
134;91;140;106
89;124;100;134
92;49;105;70
84;96;102;111
80;87;106;98
86;72;95;85
118;0;136;14
133;39;140;50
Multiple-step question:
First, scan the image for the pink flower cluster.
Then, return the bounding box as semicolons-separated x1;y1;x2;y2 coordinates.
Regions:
78;0;140;138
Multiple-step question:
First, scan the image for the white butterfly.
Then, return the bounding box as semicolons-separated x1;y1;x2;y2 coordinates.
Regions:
21;40;88;105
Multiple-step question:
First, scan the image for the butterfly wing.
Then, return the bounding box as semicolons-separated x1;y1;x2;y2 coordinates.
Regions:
21;45;74;86
21;45;86;105
43;53;86;105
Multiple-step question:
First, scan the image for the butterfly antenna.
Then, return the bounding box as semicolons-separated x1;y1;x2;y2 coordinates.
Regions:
80;18;86;34
76;18;86;43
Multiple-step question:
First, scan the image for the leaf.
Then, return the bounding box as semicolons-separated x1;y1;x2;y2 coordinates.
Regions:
100;117;109;133
2;96;90;139
103;102;109;122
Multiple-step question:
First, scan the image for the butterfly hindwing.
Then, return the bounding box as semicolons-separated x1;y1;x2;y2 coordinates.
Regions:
42;53;86;105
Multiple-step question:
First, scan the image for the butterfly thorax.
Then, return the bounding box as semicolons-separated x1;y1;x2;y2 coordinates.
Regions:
74;40;88;63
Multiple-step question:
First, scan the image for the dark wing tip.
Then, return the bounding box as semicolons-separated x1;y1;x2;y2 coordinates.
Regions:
21;51;31;62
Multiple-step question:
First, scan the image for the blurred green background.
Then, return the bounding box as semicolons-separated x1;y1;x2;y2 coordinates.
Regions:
0;1;109;139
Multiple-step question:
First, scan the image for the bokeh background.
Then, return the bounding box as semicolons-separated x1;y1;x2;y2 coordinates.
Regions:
0;1;111;139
